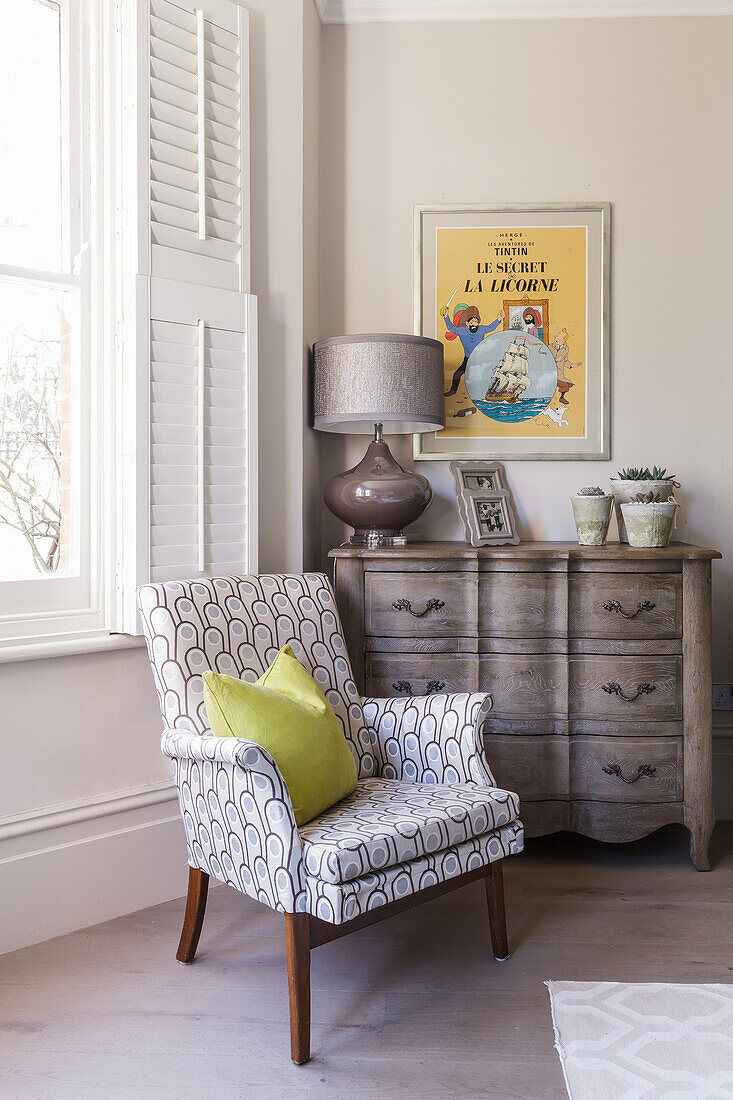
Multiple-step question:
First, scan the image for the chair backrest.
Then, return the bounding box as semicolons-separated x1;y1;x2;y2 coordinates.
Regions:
137;573;375;774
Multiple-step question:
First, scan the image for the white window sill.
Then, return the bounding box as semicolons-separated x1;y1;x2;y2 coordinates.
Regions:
0;631;145;665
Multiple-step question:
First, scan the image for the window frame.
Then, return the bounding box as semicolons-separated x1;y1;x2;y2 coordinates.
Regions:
0;0;107;655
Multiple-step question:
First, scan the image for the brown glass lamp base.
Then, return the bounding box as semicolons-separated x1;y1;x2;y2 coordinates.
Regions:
323;424;433;546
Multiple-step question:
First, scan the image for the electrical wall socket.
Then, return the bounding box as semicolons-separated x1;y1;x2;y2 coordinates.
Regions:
713;685;733;711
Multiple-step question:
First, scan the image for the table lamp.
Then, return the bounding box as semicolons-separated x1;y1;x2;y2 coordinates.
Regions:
313;333;444;546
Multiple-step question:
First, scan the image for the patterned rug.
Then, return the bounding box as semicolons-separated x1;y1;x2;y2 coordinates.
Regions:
546;981;733;1099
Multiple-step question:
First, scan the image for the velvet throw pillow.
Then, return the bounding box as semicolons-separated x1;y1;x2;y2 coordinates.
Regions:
202;645;357;826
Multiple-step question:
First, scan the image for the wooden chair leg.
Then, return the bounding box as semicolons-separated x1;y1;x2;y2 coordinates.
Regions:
176;867;209;963
485;859;509;961
284;913;311;1065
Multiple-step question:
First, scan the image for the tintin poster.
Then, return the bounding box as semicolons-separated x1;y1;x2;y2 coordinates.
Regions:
414;205;610;461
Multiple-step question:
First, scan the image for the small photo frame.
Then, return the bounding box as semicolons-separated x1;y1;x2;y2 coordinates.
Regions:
459;490;520;547
450;460;506;494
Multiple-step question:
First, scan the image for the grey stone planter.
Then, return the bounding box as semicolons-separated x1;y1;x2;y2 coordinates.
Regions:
620;501;677;548
610;479;677;543
571;494;613;546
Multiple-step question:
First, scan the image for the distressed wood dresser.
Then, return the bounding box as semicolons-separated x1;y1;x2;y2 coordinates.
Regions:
330;541;721;870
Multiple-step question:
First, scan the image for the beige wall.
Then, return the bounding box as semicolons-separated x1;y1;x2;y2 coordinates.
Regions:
248;0;322;574
303;0;323;572
0;647;164;819
249;0;307;573
319;15;733;679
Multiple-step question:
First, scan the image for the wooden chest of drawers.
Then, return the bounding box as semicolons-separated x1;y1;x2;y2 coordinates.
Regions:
330;541;720;870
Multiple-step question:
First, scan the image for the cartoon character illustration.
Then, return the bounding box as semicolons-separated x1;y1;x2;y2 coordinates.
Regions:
442;287;468;344
507;301;548;345
550;328;582;405
537;403;569;428
521;306;543;342
442;304;505;397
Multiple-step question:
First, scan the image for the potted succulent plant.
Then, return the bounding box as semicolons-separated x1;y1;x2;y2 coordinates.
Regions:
571;486;614;546
610;467;679;543
620;491;678;548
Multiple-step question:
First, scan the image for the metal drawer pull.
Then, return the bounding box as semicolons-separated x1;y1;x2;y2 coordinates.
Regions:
391;598;445;618
601;681;656;702
392;679;446;696
602;599;656;619
602;762;657;784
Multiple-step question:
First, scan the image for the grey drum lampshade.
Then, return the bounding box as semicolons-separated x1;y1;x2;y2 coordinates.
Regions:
313;333;445;434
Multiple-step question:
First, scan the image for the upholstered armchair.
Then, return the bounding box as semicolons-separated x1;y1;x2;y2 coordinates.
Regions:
138;573;523;1064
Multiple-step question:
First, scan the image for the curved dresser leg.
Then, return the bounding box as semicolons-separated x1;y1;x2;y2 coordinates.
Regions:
176;867;210;962
689;822;713;872
683;559;714;873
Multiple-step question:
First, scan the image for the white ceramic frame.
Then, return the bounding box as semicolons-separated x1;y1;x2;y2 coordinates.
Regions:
458;489;519;547
450;460;506;495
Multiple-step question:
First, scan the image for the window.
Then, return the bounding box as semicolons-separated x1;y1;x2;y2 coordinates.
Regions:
0;0;70;578
0;0;103;649
0;0;257;655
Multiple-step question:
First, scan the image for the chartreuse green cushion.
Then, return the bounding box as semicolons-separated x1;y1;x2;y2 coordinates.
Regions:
202;644;357;826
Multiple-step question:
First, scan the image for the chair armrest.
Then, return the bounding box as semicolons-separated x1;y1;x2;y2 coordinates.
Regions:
162;728;286;772
360;692;496;786
162;730;305;913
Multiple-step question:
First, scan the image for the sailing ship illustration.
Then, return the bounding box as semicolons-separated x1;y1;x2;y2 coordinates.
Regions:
484;338;532;404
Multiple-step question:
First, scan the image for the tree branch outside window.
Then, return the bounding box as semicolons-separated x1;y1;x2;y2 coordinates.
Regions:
0;310;65;572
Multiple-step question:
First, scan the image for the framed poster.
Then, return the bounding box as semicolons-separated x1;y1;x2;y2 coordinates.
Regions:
414;203;610;461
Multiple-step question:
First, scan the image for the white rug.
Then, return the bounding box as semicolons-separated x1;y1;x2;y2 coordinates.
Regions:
546;981;733;1099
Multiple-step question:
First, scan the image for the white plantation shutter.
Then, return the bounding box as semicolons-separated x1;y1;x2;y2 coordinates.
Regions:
116;0;256;633
148;278;256;583
148;0;248;290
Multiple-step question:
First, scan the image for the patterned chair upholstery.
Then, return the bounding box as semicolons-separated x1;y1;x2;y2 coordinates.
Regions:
138;572;523;1062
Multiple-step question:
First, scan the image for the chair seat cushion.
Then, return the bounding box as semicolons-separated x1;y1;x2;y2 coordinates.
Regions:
306;821;524;925
299;778;520;884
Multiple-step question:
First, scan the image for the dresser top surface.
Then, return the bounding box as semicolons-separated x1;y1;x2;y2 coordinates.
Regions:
329;540;721;561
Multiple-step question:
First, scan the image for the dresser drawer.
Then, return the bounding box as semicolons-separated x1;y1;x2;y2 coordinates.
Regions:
569;573;682;639
365;572;473;637
476;654;681;721
478;572;566;638
484;735;568;800
366;653;474;697
484;734;683;804
570;737;682;803
569;656;681;721
478;654;567;719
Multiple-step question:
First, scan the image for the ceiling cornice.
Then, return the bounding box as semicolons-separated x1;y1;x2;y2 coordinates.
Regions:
314;0;733;23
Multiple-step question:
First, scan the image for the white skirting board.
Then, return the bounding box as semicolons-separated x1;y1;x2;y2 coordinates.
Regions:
0;782;191;956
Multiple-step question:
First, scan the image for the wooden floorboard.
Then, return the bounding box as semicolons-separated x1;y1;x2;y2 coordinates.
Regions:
1;823;732;1099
